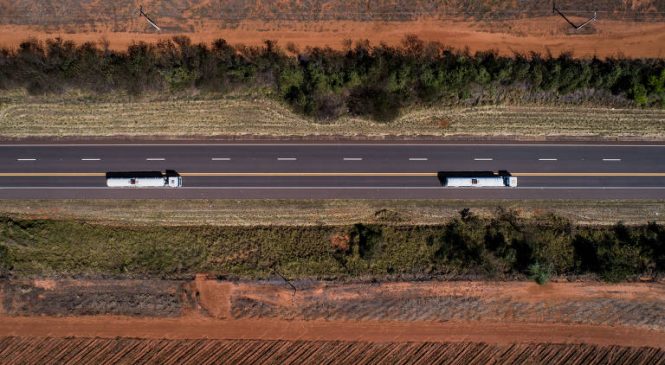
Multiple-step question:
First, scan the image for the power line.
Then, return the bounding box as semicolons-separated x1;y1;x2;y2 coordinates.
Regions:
2;7;665;17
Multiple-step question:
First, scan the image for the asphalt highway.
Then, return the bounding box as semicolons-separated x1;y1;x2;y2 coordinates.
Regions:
0;143;664;199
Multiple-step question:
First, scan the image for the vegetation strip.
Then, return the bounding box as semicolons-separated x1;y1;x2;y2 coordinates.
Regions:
1;209;663;282
0;36;663;140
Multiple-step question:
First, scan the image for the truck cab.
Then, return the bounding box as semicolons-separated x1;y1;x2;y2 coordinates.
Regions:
167;176;182;187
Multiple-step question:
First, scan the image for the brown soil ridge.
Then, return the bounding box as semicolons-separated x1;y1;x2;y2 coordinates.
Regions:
1;337;663;365
1;316;664;349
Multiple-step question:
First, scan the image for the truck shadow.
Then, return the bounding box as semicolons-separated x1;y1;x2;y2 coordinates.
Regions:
105;170;180;179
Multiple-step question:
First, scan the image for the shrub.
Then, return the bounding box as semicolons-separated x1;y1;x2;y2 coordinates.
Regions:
528;262;552;285
0;244;12;276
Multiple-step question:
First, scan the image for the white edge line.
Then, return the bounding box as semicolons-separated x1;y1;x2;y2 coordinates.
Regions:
16;158;36;161
343;158;363;161
602;159;622;161
474;158;493;161
277;158;297;161
146;158;166;161
211;158;231;161
81;158;101;161
2;187;665;190
538;158;558;161
409;158;428;161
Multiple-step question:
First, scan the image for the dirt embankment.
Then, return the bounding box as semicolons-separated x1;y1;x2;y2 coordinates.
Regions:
4;278;665;328
1;277;665;348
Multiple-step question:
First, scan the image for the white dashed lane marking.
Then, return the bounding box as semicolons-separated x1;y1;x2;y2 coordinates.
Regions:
146;158;165;161
474;158;493;161
211;158;231;161
602;159;622;162
343;158;363;161
277;158;297;161
16;158;36;161
409;158;428;161
81;158;101;161
538;158;558;161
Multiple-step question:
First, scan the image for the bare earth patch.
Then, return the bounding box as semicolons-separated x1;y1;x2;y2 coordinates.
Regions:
1;278;664;350
1;16;665;58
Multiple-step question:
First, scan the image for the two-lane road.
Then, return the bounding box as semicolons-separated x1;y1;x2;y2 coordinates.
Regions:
1;142;664;199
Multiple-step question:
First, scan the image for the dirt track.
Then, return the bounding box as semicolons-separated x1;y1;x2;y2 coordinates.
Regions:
1;17;664;58
1;316;664;349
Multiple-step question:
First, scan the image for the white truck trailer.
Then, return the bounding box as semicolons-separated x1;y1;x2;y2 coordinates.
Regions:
442;176;517;187
106;172;182;188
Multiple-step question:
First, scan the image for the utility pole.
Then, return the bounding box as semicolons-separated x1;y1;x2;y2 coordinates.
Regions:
139;5;161;31
553;1;597;30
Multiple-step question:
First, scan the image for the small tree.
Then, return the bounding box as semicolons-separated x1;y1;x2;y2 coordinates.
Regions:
528;262;552;285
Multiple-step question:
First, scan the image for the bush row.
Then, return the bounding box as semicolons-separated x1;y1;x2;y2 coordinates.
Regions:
0;36;663;121
1;209;663;282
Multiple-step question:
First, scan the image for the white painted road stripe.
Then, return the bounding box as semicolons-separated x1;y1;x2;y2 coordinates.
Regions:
343;158;363;161
474;158;493;161
2;186;665;190
211;158;231;161
277;158;297;161
16;158;36;161
146;158;165;161
538;158;558;161
409;158;428;161
81;158;100;161
603;158;622;161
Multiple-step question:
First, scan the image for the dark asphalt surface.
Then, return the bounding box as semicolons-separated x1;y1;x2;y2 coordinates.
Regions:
1;143;664;199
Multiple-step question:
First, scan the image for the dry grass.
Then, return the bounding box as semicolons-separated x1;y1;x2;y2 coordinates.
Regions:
1;92;664;140
2;199;664;226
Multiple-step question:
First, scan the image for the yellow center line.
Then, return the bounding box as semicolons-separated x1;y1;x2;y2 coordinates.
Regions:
0;172;665;177
180;172;438;177
0;173;106;177
512;173;665;177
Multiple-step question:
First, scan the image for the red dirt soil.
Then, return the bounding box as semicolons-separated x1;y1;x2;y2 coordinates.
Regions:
1;17;664;58
1;316;664;348
2;279;665;348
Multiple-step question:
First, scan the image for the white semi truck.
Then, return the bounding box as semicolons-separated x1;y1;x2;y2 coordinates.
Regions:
442;176;517;187
106;172;182;188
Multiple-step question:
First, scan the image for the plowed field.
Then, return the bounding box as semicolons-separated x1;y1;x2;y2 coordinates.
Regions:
1;338;663;365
